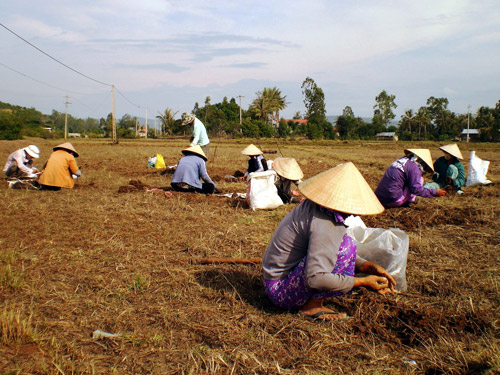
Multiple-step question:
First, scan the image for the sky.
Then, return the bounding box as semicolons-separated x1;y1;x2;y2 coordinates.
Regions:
1;0;499;125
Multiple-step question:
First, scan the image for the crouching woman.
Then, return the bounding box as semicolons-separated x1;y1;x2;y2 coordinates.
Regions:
171;145;217;194
38;143;81;191
262;162;396;321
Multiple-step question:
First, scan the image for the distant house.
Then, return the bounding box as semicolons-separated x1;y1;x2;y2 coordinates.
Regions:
283;118;308;124
43;127;53;132
137;125;148;138
460;129;480;142
375;132;398;141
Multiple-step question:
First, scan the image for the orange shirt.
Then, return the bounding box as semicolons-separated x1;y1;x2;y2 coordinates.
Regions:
39;150;79;188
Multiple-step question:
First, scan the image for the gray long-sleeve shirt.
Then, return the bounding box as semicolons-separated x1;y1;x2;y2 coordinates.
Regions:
262;199;366;294
171;154;216;189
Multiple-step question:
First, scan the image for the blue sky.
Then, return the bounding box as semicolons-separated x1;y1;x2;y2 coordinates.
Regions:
1;0;499;124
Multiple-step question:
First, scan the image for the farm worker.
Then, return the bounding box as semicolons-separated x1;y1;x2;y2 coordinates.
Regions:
424;144;465;193
374;149;446;208
38;142;81;190
262;162;395;321
181;113;210;158
272;157;303;204
171;145;218;194
241;144;268;178
3;145;40;178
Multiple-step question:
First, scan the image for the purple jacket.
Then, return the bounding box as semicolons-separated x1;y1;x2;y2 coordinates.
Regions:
375;157;437;207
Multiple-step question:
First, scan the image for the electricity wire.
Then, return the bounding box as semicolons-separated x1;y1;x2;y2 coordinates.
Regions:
1;22;112;87
1;23;147;114
0;61;93;95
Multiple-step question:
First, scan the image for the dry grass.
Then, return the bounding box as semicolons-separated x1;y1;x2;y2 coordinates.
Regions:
0;137;499;374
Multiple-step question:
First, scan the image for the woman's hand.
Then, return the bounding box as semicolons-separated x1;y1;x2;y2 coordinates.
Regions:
356;261;396;292
354;275;392;294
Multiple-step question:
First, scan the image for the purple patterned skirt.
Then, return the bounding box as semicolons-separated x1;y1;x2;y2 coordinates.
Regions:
264;234;357;309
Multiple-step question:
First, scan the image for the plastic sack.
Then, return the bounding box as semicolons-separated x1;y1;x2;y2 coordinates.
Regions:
155;153;166;169
346;226;409;291
466;151;492;187
246;170;283;210
148;156;157;168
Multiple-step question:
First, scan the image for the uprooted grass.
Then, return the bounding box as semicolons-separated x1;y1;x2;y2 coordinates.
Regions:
0;138;499;374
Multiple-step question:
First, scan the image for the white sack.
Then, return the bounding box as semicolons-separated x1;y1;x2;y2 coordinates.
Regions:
347;227;409;291
246;170;283;210
466;151;492;187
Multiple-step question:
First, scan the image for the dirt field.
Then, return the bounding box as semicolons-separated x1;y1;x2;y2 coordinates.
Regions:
1;137;499;374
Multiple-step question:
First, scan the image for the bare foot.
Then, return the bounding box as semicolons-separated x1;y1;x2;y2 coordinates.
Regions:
300;298;348;321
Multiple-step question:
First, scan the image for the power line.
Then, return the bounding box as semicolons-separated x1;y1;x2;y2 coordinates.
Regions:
0;61;93;95
0;22;112;87
115;86;142;109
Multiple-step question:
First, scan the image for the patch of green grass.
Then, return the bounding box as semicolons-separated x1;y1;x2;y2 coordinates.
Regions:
129;274;150;292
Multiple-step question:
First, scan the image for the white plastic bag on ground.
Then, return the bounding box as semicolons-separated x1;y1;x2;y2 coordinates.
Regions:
347;227;409;291
466;151;492;187
246;170;283;210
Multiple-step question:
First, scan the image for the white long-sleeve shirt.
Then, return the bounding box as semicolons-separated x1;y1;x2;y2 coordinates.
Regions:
3;149;33;174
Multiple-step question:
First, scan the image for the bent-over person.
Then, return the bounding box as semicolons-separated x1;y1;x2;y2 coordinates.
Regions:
171;145;217;194
263;162;396;321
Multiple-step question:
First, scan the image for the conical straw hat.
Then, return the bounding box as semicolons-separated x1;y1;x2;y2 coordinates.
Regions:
241;144;263;156
182;144;207;160
273;157;304;181
298;162;384;215
53;142;79;157
439;144;463;160
404;149;434;172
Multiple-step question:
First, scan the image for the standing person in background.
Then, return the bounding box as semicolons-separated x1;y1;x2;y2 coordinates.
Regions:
273;157;303;204
171;145;217;194
375;149;446;208
3;145;40;178
241;144;268;178
38;143;81;191
424;144;466;194
181;113;210;158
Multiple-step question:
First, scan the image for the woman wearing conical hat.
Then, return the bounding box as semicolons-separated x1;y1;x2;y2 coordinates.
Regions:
170;145;217;194
374;149;446;208
262;163;396;321
424;144;465;193
38;143;81;190
273;157;304;204
241;144;268;178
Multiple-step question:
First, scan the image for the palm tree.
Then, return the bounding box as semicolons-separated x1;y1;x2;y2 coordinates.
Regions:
250;87;287;126
399;109;414;134
156;108;178;135
249;92;271;123
264;87;288;125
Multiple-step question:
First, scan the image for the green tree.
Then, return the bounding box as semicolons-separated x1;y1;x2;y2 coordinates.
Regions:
373;90;397;128
0;111;22;140
118;114;137;138
277;119;291;138
301;77;326;122
336;106;357;139
156;108;178;135
398;109;415;140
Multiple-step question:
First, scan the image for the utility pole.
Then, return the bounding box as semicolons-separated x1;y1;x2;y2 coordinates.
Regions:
467;104;471;143
154;117;157;137
238;95;244;131
64;95;71;140
145;107;148;139
112;85;118;144
135;118;138;137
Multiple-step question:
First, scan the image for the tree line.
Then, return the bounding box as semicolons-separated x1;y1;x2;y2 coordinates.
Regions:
1;78;499;141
